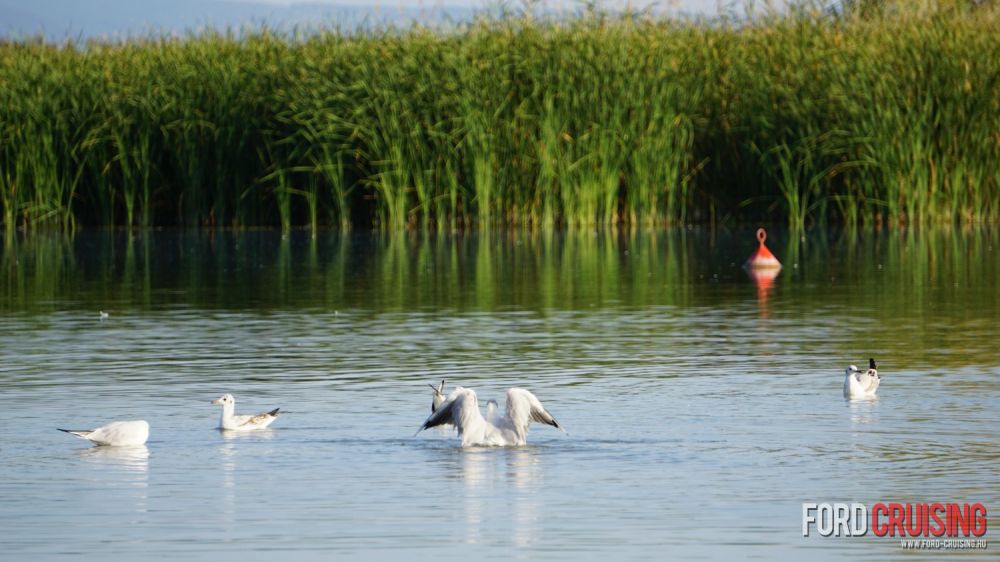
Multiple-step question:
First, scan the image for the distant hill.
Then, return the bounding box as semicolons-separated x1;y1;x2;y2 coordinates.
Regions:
0;0;479;41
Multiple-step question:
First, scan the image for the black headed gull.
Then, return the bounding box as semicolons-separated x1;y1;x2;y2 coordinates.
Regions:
844;358;880;399
211;393;280;431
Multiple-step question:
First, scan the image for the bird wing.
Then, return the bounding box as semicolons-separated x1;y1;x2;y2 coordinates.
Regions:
63;420;149;445
505;388;561;432
420;387;478;432
844;371;870;397
58;428;94;439
863;371;880;393
849;371;872;393
241;409;279;427
97;420;149;443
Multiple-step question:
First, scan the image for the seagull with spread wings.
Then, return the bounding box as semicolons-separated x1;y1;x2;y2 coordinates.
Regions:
417;386;563;447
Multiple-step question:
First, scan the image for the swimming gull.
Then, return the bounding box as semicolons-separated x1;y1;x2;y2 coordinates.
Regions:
58;420;149;446
417;386;563;447
211;393;280;431
844;358;880;399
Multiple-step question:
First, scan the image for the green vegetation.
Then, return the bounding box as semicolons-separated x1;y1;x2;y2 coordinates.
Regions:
1;2;998;231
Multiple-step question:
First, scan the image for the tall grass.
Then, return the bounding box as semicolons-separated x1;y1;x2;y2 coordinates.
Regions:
0;2;998;231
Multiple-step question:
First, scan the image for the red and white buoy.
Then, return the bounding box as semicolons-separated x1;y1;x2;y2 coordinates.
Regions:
745;228;781;270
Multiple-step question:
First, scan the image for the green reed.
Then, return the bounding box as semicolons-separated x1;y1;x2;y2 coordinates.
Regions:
0;2;997;230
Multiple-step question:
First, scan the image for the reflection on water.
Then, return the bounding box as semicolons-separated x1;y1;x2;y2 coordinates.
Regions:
746;266;781;318
219;429;277;441
218;440;238;534
847;398;880;427
76;444;150;472
2;228;996;346
71;445;150;522
461;450;486;545
0;228;997;561
506;449;542;549
458;448;542;548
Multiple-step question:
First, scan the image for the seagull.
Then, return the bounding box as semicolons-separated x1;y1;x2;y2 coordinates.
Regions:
429;380;446;413
417;386;563;447
211;393;280;431
58;420;149;446
844;358;880;399
428;379;453;430
99;311;110;320
485;399;501;426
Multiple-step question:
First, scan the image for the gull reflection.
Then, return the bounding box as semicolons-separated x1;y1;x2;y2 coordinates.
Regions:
219;428;276;441
459;447;542;547
75;445;149;513
847;397;880;426
505;448;542;548
218;440;238;531
460;449;488;545
76;444;149;472
217;426;276;530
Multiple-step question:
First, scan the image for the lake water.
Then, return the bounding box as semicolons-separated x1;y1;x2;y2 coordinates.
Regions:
0;229;997;560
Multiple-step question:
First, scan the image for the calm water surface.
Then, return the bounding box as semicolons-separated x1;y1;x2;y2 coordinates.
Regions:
0;229;997;560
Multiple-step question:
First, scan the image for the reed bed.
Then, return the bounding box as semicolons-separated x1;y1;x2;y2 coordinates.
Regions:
0;3;997;231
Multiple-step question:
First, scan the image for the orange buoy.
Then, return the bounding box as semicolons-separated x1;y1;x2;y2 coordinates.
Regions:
745;228;781;270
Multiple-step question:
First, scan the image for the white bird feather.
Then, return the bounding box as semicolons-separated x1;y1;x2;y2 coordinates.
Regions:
418;386;563;447
59;420;149;446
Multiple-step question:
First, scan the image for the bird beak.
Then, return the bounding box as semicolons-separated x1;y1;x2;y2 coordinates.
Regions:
211;398;222;405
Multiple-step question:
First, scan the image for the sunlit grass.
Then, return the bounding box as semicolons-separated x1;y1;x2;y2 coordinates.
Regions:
0;2;997;231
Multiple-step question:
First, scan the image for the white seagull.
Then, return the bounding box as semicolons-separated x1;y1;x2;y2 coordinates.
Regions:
211;393;280;431
417;386;563;447
428;379;454;430
59;420;149;446
844;358;880;399
429;379;446;413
